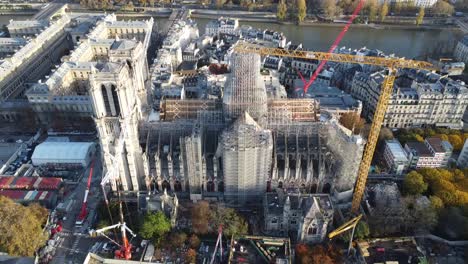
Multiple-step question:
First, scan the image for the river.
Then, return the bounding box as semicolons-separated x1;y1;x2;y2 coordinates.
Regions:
0;14;461;58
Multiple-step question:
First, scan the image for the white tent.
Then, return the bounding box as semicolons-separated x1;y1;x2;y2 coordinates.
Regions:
32;142;95;167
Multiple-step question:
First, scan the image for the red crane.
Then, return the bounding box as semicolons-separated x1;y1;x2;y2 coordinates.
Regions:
302;0;366;94
76;160;95;226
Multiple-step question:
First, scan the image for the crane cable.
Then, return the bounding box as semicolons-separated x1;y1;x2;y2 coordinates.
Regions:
302;0;366;94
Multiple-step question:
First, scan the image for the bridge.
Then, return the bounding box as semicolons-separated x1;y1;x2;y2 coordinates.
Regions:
34;3;66;20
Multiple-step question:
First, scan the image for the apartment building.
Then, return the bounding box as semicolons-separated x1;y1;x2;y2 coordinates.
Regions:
404;137;453;169
383;139;409;174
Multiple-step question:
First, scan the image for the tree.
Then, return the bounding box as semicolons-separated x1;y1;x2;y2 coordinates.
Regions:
139;0;147;7
188;234;201;249
139;212;171;245
366;0;379;21
380;1;389;22
191;201;210;235
310;245;335;264
211;207;248;237
0;197;48;256
379;127;394;142
430;195;444;211
403;171;428;195
339;112;365;135
341;221;370;242
185;248;197;263
149;0;155;7
432;0;454;16
277;0;288;21
448;134;463;151
216;0;224;9
170;232;187;248
394;0;402;14
322;0;337;18
416;6;425;26
297;0;307;23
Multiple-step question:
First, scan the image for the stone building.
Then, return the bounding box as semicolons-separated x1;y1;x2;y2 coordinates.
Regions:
263;189;333;243
454;36;468;65
351;69;468;129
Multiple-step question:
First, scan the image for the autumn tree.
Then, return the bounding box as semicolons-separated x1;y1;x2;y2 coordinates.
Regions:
366;0;379;21
0;197;48;256
380;1;389;22
403;171;428;195
379;127;394;142
191;201;211;234
169;231;187;248
277;0;288;21
188;234;201;249
310;245;335;264
216;0;225;9
139;212;171;245
394;0;402;13
339;112;365;135
186;248;197;263
322;0;337;18
430;195;444;211
297;0;307;23
432;0;454;16
149;0;155;7
448;134;463;151
416;6;425;26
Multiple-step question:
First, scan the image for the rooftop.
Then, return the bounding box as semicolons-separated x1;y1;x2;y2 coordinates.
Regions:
405;141;432;157
385;139;408;162
228;236;291;264
426;137;452;153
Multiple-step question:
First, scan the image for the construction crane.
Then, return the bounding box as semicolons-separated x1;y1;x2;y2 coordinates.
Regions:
328;214;363;254
89;201;136;260
210;226;224;264
76;160;95;226
234;42;436;214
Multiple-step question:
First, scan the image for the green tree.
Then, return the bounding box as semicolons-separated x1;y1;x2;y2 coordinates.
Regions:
416;6;425;26
0;197;48;256
403;171;428;195
322;0;337;18
191;201;211;235
341;221;370;241
297;0;307;23
211;207;248;237
432;0;454;16
139;212;171;245
380;1;389;22
277;0;288;21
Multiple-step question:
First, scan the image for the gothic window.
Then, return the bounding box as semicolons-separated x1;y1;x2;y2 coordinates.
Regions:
290;220;297;225
308;227;317;235
101;85;111;115
271;218;277;224
111;84;121;117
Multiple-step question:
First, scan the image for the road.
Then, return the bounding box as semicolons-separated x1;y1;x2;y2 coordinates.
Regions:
50;157;106;264
34;3;64;20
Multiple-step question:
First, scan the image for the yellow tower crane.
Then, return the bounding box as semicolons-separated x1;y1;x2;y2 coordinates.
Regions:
233;42;436;214
328;214;362;254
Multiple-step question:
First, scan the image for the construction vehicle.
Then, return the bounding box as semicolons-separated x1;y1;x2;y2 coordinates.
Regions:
89;201;136;260
76;160;95;227
233;42;435;214
328;214;363;254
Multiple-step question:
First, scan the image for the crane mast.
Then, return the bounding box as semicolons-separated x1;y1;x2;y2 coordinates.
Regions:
76;160;95;226
234;42;435;214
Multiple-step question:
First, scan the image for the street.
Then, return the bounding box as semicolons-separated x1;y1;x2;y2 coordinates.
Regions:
50;156;106;264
